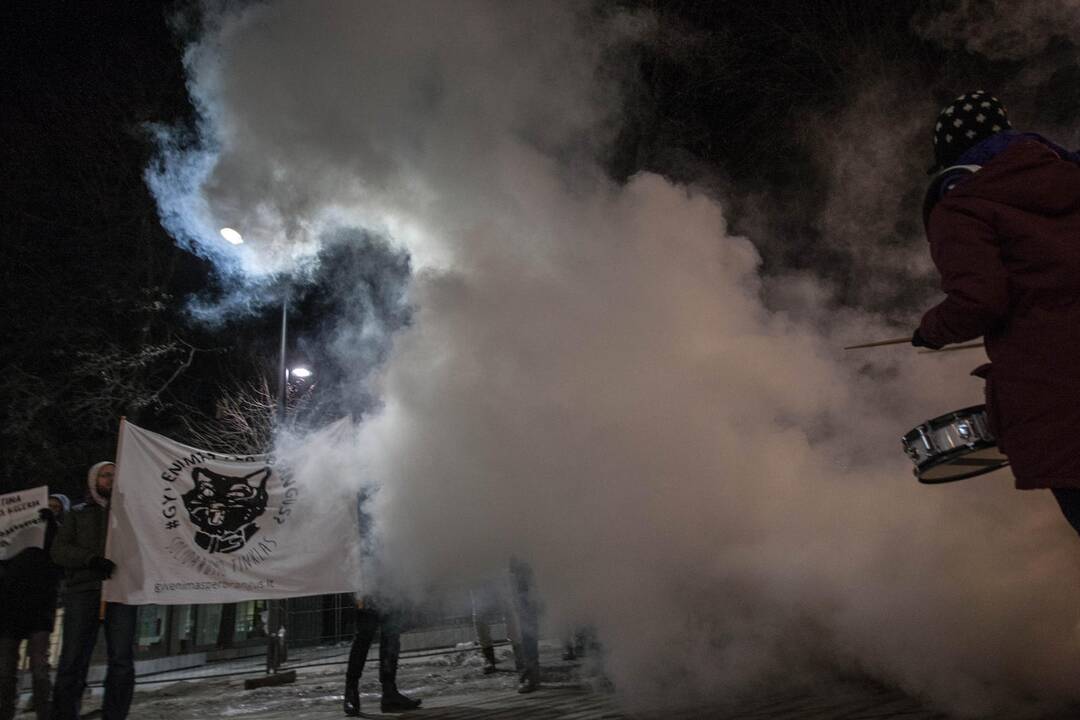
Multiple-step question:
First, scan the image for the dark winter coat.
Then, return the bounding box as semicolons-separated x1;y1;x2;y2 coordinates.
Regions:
0;518;62;638
918;136;1080;489
50;501;110;594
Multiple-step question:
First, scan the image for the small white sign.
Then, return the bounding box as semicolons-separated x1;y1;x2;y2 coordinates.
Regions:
0;486;48;560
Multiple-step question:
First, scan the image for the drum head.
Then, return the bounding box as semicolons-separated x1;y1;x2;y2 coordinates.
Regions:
917;443;1010;484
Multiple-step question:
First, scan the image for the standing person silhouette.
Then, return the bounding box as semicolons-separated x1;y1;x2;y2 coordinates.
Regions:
342;491;421;716
50;462;138;720
0;494;68;720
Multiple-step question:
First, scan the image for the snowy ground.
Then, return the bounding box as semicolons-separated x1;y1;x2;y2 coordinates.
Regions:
37;642;1080;719
73;642;599;719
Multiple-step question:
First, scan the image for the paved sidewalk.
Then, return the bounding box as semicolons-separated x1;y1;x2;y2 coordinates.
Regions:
351;684;943;720
70;643;1079;720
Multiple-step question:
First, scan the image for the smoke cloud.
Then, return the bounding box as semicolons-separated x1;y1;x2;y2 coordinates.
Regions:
914;0;1080;149
151;1;1080;716
915;0;1080;62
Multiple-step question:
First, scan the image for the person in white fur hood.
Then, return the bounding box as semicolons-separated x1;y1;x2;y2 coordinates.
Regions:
50;461;138;720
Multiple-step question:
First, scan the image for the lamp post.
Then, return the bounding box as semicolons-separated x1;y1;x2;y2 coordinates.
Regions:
276;296;288;423
220;227;294;674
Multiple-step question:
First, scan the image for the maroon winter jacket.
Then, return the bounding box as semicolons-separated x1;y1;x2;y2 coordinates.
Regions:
919;138;1080;489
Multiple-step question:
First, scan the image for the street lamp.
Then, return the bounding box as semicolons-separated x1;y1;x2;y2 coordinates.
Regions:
287;366;313;380
218;226;292;674
219;227;244;245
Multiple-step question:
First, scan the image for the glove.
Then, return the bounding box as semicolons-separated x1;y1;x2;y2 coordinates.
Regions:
911;328;943;351
88;556;116;579
38;508;55;523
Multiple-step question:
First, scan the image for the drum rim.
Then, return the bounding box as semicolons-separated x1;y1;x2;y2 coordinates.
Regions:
917;459;1010;484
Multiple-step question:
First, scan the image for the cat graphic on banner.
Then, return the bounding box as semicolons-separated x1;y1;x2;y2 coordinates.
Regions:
0;486;47;561
104;419;362;604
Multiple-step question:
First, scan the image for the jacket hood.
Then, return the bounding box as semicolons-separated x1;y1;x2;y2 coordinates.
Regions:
949;138;1080;217
86;461;114;508
49;493;71;518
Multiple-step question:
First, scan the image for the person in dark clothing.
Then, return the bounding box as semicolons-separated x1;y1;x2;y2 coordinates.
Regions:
343;596;419;715
342;492;420;716
562;627;596;662
915;91;1080;530
0;494;68;720
471;582;524;675
49;462;138;720
471;585;503;674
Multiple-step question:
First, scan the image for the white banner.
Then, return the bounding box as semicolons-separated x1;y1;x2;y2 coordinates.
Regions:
104;420;362;604
0;486;47;561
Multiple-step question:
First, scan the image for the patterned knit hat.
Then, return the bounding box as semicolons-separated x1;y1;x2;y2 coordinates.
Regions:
931;91;1011;172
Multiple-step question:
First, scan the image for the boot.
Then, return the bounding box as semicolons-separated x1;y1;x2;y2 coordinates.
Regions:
343;678;361;717
380;686;422;713
517;668;540;694
481;646;497;674
377;622;421;712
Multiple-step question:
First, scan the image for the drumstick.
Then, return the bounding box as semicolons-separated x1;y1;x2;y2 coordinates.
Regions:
918;342;985;354
843;336;912;350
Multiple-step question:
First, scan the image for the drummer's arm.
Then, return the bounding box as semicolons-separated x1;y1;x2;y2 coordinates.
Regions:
918;199;1008;347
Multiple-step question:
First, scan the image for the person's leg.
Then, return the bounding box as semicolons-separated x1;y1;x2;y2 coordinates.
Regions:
1051;489;1080;537
26;631;52;720
501;589;525;672
471;589;497;672
343;607;377;716
377;610;401;693
101;603;137;720
478;632;498;672
50;591;101;720
0;636;20;720
508;560;540;693
562;637;576;661
516;609;540;691
378;609;420;712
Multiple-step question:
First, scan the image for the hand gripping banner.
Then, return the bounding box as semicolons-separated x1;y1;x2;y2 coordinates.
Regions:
103;420;362;604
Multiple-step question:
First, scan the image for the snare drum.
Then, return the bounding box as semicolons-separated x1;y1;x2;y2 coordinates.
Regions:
902;405;1010;483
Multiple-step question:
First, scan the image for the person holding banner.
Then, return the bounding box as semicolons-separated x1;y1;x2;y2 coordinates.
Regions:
49;462;137;720
0;490;64;720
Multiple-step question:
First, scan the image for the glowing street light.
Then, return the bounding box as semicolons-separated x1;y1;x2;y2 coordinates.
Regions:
219;227;244;245
288;367;313;380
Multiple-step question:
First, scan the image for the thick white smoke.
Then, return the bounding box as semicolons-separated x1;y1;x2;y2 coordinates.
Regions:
152;1;1080;716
